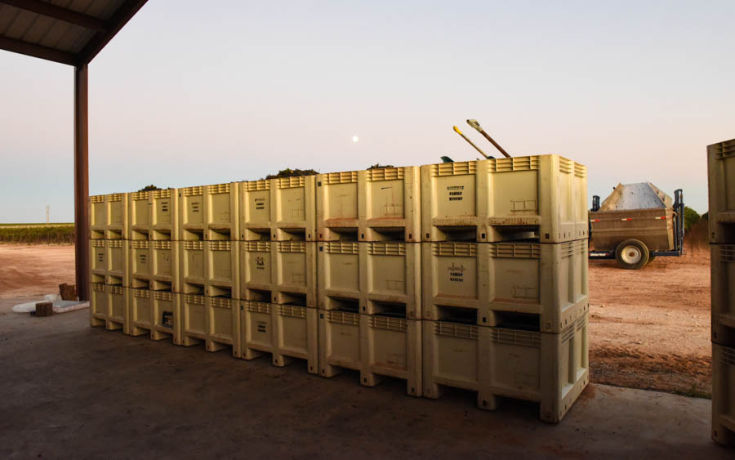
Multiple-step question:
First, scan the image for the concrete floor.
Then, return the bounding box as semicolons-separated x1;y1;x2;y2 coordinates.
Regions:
0;296;729;459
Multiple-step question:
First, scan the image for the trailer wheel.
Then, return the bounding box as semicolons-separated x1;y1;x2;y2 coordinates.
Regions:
615;239;649;269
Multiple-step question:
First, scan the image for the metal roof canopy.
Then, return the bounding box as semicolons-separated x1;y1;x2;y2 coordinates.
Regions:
0;0;148;300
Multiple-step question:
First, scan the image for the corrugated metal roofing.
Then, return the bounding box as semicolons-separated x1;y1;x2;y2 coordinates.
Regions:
0;0;146;65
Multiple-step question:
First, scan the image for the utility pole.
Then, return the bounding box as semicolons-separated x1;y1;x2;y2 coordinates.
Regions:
46;205;50;223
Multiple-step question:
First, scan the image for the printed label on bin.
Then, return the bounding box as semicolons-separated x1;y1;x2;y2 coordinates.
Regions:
448;263;466;282
447;185;464;202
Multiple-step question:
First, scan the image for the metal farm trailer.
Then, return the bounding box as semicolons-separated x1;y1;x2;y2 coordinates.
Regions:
589;183;684;269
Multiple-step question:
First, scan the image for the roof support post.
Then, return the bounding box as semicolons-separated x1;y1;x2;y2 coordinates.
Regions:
74;64;89;300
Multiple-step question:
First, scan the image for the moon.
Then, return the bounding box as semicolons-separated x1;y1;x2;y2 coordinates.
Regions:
352;135;359;143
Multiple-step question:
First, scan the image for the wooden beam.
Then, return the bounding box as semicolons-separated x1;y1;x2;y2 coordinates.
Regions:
0;0;108;31
77;0;147;65
74;64;90;301
0;35;76;65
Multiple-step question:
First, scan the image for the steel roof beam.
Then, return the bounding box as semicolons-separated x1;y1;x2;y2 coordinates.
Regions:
0;0;108;31
0;35;76;65
77;0;147;65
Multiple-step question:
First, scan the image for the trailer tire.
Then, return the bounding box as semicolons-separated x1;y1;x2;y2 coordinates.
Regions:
615;239;649;269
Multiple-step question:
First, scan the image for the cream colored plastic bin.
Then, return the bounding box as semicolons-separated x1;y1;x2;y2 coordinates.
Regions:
711;244;735;347
239;179;271;240
129;240;151;289
318;311;420;395
90;282;108;327
128;191;152;240
239;301;318;372
180;294;207;345
239;241;273;299
240;300;275;359
317;242;360;300
421;155;587;243
90;240;106;276
180;241;206;294
179;183;239;241
271;176;317;241
151;240;179;292
272;241;317;307
89;240;126;285
274;305;319;373
422;241;589;331
362;315;421;396
318;310;362;376
89;193;128;239
240;240;317;304
712;343;735;446
106;240;129;287
708;139;735;244
422;314;589;423
128;288;152;337
106;285;127;333
318;241;421;319
151;291;181;344
316;167;420;242
207;297;238;355
89;195;106;239
206;182;239;240
206;241;238;299
179;186;205;239
239;176;317;241
152;188;178;240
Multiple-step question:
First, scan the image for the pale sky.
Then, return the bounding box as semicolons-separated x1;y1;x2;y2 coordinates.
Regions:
1;0;733;222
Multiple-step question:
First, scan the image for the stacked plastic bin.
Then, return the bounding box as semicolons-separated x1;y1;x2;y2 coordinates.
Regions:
419;155;590;423
88;153;591;423
238;176;319;372
177;183;240;354
708;138;735;447
89;193;128;332
316;167;422;396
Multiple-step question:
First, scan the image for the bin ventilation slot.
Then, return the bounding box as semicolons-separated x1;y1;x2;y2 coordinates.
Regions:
278;305;306;319
490;243;540;258
558;157;573;174
432;161;476;177
327;310;359;326
433;242;477;257
246;301;270;314
324;242;359;254
490;328;540;348
323;171;358;184
370;315;406;332
491;156;539;173
153;291;174;301
184;294;205;304
435;322;478;340
368;242;405;256
367;167;404;181
278;241;306;253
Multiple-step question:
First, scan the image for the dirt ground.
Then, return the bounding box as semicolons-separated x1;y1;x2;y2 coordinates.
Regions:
0;243;713;397
0;244;76;299
589;246;712;397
